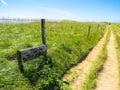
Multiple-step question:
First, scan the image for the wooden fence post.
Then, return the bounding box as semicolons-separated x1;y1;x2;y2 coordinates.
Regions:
41;19;47;58
17;50;24;73
88;26;91;36
97;24;100;30
41;19;46;45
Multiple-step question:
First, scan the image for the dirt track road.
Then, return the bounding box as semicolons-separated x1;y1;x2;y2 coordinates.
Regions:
95;31;119;90
62;27;108;90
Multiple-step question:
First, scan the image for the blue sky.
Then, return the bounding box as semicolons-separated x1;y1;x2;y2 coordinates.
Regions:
0;0;120;22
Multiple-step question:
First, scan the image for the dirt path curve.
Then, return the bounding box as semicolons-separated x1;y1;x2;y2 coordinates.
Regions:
95;31;119;90
62;28;108;90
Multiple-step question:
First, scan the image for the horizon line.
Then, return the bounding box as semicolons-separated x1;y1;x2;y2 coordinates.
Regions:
0;17;119;23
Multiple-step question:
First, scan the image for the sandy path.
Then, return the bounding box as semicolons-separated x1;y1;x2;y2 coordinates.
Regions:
62;28;108;90
95;31;119;90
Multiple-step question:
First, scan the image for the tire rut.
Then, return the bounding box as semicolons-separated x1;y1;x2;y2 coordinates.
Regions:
95;31;119;90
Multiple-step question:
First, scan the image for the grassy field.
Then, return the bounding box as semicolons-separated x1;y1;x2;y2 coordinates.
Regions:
112;24;120;85
0;21;106;90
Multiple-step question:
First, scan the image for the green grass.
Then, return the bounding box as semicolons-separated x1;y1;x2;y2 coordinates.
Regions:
79;25;110;90
112;24;120;86
0;21;106;89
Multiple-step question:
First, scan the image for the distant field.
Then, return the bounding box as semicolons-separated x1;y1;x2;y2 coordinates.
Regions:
0;21;106;89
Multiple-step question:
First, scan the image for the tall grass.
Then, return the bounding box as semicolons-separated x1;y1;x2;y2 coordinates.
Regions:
0;21;106;89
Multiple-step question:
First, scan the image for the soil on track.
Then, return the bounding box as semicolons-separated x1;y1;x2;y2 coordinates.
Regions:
95;31;119;90
62;28;108;90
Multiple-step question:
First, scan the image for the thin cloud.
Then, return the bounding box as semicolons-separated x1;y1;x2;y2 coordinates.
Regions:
40;7;81;20
1;0;7;5
48;8;72;16
0;7;82;21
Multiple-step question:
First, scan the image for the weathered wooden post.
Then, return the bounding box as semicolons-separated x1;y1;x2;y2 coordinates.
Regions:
17;50;24;73
41;19;46;45
41;19;47;57
88;26;91;36
17;19;47;73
